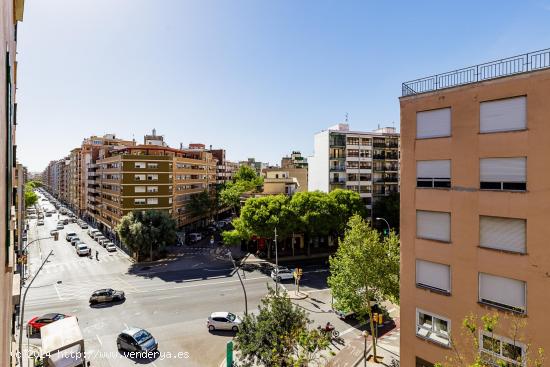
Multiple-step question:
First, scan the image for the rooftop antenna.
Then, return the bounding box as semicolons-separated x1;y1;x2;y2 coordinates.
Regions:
345;113;349;123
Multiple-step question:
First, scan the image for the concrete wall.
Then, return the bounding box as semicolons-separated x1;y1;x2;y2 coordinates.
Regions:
400;69;550;366
308;130;329;192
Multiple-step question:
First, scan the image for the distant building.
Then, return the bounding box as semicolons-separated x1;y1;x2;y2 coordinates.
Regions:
239;158;267;173
262;167;308;194
281;151;308;169
308;123;399;214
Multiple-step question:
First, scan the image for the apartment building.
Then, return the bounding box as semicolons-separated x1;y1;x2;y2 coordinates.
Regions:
68;148;82;214
281;151;308;169
1;0;25;364
308;123;399;213
400;48;550;367
90;135;217;233
262;167;308;194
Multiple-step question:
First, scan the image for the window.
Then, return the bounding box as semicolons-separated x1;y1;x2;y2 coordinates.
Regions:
147;174;158;181
416;260;451;293
134;186;146;193
416;309;450;347
480;332;525;366
416;210;451;242
480;96;526;133
417;160;451;188
480;158;526;191
168;197;172;204
134;162;146;168
147;198;158;205
134;174;146;181
480;216;526;253
134;198;146;205
416;108;451;139
416;357;434;367
147;162;158;168
146;186;158;193
479;273;526;313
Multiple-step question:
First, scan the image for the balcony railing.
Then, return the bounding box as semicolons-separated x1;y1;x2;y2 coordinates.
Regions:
402;48;550;96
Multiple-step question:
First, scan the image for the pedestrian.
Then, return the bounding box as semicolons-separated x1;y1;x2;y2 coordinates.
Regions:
95;250;99;261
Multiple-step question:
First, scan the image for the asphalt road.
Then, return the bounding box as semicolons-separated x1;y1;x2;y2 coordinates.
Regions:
23;194;395;367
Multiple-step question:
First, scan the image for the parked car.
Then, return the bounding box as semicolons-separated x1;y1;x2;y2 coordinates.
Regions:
89;288;125;304
76;243;91;256
270;267;295;281
70;237;81;246
207;312;241;332
99;238;109;247
93;232;105;241
105;243;117;252
50;230;58;236
27;313;69;334
79;222;88;229
65;232;77;242
62;218;69;225
117;328;158;354
56;223;64;230
95;235;107;243
188;233;202;243
45;212;52;217
37;219;44;226
88;228;99;237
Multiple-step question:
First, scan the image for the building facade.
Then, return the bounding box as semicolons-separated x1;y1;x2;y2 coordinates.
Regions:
281;151;308;169
400;49;550;367
308;123;399;213
1;0;25;364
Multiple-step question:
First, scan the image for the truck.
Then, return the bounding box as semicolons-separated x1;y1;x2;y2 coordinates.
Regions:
40;316;87;367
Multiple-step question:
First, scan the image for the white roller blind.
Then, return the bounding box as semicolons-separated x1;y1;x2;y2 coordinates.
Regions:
480;97;526;133
417;160;451;178
416;260;451;292
417;108;451;139
479;273;526;311
416;210;451;242
480;216;526;253
480;158;526;182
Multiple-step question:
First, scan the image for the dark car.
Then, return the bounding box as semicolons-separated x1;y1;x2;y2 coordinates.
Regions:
89;288;125;304
117;328;158;354
63;218;69;225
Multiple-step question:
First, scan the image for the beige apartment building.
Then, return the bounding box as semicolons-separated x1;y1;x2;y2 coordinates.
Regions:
400;49;550;367
1;0;25;365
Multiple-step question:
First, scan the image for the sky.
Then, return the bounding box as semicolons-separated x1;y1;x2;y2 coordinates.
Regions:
17;0;550;172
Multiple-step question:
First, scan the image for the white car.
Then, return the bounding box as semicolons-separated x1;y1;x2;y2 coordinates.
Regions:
270;267;295;281
207;312;241;332
76;244;91;256
105;243;117;252
188;233;202;243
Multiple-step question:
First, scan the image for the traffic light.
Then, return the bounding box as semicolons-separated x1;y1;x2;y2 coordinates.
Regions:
383;229;388;235
378;313;383;324
373;313;378;323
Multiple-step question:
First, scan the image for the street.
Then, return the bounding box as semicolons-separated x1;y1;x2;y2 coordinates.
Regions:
22;194;399;367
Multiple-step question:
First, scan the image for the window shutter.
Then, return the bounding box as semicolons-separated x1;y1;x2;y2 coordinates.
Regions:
480;216;526;253
479;273;526;311
416;260;451;292
417;160;451;179
417;108;451;139
416;210;451;242
480;158;526;182
480;97;526;133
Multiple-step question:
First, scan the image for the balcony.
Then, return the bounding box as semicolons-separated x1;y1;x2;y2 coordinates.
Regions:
329;166;346;172
402;48;550;96
330;179;346;185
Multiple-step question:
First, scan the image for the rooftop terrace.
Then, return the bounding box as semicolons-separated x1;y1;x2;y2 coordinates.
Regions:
402;48;550;97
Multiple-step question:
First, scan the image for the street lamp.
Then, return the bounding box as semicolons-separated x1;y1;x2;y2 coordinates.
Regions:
274;227;279;295
375;217;390;234
227;251;248;315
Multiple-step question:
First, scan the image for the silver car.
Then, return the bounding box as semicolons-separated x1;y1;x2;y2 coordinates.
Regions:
207;312;241;332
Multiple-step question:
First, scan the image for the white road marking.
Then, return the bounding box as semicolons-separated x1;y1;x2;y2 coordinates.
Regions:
305;288;330;293
54;283;63;301
96;335;103;346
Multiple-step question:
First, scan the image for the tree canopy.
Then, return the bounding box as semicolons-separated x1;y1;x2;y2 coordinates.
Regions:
327;214;400;359
116;210;177;261
24;182;39;207
223;189;365;244
186;190;213;219
372;192;399;232
235;286;330;367
219;166;264;213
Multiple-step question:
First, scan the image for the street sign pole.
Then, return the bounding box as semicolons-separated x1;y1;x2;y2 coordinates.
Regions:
226;340;233;367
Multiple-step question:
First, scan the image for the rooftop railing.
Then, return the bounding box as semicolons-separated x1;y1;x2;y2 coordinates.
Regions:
402;48;550;96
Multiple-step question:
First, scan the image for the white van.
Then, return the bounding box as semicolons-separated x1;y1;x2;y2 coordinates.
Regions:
76;244;91;256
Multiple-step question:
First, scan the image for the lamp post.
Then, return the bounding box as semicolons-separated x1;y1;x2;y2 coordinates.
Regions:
361;330;368;366
375;217;390;234
19;250;54;367
227;251;248;315
274;227;279;295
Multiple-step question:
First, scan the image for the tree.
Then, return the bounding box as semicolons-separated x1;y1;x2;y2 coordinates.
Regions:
186;190;212;219
235;286;330;367
436;313;544;367
24;182;39;207
239;194;296;241
372;192;399;232
327;214;399;360
116;210;177;262
219;166;264;214
328;189;366;235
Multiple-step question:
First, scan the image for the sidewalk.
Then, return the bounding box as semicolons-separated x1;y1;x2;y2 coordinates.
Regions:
327;318;400;367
